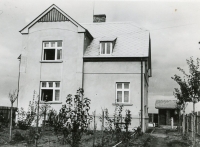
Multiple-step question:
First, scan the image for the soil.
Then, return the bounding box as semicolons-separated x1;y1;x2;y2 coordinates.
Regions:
144;128;191;147
0;126;193;147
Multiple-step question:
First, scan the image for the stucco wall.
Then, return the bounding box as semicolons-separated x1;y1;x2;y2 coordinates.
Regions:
19;21;84;111
83;61;142;129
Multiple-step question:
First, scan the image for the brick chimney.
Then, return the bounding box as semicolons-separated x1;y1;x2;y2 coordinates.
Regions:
93;14;106;23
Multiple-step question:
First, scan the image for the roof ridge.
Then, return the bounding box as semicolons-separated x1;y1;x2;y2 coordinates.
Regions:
81;21;148;31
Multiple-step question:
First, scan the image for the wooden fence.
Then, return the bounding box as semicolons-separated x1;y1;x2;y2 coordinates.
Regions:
185;112;200;136
0;106;18;125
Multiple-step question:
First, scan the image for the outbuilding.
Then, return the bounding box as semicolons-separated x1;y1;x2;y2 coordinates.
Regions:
155;100;179;127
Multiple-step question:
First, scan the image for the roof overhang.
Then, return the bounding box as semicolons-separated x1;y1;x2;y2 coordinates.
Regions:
83;56;148;62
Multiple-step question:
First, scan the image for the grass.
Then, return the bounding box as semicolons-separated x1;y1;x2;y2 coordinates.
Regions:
0;126;151;147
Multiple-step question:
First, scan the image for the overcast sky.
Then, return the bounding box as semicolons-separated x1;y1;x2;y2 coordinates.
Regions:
1;0;200;112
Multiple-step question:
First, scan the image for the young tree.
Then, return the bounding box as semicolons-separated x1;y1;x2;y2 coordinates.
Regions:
50;88;92;147
172;57;200;143
9;90;18;142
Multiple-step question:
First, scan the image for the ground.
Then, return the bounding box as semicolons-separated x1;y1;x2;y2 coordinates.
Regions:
0;126;195;147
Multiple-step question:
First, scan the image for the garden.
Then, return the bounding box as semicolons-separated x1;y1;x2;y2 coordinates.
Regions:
0;88;148;147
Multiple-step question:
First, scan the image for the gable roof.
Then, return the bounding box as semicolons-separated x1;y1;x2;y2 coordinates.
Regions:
81;22;150;58
155;100;177;109
20;4;90;35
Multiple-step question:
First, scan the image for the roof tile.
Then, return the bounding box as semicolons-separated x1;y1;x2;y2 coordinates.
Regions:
81;22;149;57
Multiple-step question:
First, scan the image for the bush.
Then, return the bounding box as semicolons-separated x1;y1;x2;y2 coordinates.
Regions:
18;121;29;130
13;130;24;142
49;88;92;147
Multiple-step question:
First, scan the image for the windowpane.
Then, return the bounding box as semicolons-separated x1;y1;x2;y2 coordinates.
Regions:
44;42;49;47
42;82;46;87
107;43;111;54
117;83;122;89
101;43;105;54
124;91;129;102
117;91;122;102
41;89;53;101
55;90;60;101
48;82;53;87
57;41;62;47
57;49;62;60
124;83;129;89
55;82;60;87
51;42;55;47
43;49;55;60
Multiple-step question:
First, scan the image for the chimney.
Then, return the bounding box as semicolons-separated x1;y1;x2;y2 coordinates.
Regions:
93;14;106;23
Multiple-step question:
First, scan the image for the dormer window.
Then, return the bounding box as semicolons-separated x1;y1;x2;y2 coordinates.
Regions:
99;37;117;55
100;42;113;55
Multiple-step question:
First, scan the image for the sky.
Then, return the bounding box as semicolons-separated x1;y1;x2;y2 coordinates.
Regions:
0;0;200;112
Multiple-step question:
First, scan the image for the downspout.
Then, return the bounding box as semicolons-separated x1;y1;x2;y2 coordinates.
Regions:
17;54;22;108
141;59;143;131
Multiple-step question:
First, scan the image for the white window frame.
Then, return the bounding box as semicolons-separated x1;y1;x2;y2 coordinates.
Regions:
100;42;113;55
40;81;60;102
42;41;62;61
116;82;130;103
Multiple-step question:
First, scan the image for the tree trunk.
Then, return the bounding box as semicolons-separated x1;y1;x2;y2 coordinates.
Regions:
35;97;40;147
182;105;185;134
178;110;180;133
101;110;104;146
9;103;13;142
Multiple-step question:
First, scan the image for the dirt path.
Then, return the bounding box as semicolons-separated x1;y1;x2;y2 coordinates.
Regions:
148;136;168;147
148;128;168;147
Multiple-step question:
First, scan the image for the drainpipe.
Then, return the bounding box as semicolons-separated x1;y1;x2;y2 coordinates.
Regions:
141;59;143;131
17;54;21;108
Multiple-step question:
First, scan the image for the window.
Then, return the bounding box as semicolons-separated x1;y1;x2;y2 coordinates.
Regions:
40;81;60;102
42;41;62;61
116;83;130;103
100;42;112;55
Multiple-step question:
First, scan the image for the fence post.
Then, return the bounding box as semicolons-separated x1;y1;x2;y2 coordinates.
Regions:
186;114;189;133
196;112;198;135
198;112;200;135
191;113;194;138
93;111;96;147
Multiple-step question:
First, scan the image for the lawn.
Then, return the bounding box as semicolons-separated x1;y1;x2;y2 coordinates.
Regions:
0;126;151;147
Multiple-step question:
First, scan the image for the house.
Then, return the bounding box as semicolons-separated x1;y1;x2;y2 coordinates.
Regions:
155;100;179;127
18;4;152;132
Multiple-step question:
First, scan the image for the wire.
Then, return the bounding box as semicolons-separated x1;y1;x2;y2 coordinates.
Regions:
150;23;196;31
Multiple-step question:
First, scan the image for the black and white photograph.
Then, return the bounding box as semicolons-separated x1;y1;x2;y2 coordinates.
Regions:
0;0;200;146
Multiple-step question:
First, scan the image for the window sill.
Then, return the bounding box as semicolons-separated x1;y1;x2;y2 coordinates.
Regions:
99;54;112;56
112;103;133;106
40;101;62;104
40;60;63;63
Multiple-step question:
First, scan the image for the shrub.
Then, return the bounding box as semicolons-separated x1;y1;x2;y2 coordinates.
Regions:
49;88;93;147
13;130;24;142
99;105;132;146
18;121;29;130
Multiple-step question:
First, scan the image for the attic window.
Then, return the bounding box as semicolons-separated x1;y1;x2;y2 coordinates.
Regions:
100;42;113;55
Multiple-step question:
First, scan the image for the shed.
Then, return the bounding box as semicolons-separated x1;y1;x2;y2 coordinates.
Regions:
155;100;179;126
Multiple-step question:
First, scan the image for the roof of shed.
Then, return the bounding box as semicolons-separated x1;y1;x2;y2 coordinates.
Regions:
81;22;150;57
155;100;177;109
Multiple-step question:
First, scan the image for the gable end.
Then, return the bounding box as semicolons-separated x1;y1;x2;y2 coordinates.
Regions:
19;4;91;35
38;8;69;22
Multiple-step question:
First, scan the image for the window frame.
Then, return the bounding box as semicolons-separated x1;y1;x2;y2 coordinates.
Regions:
42;41;62;61
40;81;61;102
100;42;113;55
115;82;130;104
